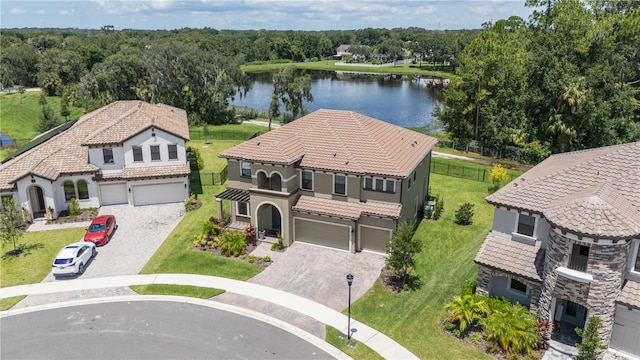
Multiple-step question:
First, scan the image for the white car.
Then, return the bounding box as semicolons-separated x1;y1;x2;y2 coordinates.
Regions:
52;242;97;277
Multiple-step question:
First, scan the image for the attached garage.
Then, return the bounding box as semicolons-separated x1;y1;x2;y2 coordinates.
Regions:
100;183;128;205
359;225;391;254
132;182;185;206
610;305;640;357
294;217;350;251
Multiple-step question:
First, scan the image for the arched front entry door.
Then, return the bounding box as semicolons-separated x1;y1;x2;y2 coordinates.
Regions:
256;202;282;235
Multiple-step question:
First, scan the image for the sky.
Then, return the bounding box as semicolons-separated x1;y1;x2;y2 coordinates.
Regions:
0;0;536;31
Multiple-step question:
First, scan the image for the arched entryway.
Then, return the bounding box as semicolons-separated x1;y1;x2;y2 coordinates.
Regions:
27;185;46;219
552;298;587;345
255;202;283;237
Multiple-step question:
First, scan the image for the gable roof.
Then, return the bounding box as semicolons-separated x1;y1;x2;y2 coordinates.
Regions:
487;141;640;239
220;109;437;178
474;231;545;282
0;101;188;191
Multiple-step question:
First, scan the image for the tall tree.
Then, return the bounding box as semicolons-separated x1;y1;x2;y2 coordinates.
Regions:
0;197;25;255
271;67;313;123
385;221;422;287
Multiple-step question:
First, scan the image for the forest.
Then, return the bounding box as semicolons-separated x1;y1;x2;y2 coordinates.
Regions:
1;0;639;161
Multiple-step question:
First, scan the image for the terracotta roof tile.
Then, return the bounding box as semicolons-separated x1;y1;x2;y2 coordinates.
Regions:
487;141;640;238
292;195;402;220
617;279;640;309
220;110;437;177
474;231;545;281
0;101;188;191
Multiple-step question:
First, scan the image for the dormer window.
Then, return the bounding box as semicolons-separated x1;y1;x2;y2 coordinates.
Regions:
103;148;114;164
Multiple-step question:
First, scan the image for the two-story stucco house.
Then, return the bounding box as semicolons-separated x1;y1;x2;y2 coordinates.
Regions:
216;109;437;254
474;141;640;358
0;100;190;219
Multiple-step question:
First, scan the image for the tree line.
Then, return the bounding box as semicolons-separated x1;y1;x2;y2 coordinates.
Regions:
437;0;640;161
0;26;477;127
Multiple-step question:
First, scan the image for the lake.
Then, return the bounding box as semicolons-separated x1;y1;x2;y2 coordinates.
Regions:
230;70;443;129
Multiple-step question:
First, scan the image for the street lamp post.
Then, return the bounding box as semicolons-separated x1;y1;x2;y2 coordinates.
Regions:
346;273;354;340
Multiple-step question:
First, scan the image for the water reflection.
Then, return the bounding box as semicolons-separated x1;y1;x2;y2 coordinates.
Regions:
231;69;443;129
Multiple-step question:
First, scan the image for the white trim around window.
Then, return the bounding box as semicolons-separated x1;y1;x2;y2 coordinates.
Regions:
301;170;314;191
333;174;347;196
631;240;640;274
240;161;251;178
236;201;249;217
167;144;178;160
514;212;537;239
363;176;396;193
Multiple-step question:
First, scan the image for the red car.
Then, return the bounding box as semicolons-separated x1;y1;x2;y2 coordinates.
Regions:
84;215;117;246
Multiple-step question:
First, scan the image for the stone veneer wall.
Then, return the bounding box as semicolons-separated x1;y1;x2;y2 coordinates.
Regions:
476;265;542;313
538;229;630;348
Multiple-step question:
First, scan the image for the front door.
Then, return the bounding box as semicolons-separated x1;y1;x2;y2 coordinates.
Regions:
271;206;281;232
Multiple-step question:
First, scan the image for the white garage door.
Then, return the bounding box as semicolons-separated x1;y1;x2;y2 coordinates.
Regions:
100;183;128;205
132;182;185;206
610;305;640;357
294;218;350;251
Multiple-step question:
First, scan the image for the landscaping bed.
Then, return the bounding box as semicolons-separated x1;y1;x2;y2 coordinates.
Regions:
46;207;97;224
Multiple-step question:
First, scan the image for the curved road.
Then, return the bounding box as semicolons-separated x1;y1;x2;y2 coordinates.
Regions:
1;299;336;360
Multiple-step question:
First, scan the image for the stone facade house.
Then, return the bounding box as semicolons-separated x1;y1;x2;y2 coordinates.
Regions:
474;141;640;358
216;109;437;254
0;101;190;219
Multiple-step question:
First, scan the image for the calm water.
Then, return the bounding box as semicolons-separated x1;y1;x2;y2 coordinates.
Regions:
231;70;443;128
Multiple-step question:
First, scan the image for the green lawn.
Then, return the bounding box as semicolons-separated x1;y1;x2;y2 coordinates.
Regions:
242;60;457;79
1;227;86;288
140;184;262;280
130;284;225;298
188;140;242;173
350;173;495;359
326;326;384;360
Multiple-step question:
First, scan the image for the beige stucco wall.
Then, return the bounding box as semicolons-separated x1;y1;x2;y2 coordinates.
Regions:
399;153;431;223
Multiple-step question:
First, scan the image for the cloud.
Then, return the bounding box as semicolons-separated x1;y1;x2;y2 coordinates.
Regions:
9;7;25;15
469;6;492;15
60;9;78;16
37;9;46;15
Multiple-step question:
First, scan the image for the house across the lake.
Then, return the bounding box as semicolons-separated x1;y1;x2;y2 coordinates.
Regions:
0;100;190;219
474;141;640;358
216;109;438;253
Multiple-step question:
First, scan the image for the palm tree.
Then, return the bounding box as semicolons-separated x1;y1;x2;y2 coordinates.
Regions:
484;302;538;355
445;294;489;335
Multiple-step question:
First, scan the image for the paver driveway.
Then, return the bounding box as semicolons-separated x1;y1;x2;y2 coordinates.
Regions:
42;203;185;282
249;242;386;311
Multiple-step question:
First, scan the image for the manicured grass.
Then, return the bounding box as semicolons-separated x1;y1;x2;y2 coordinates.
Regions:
1;227;86;287
242;60;457;79
0;91;85;143
325;326;383;360
140;185;262;280
0;295;26;310
188;140;243;173
350;173;494;359
130;284;225;298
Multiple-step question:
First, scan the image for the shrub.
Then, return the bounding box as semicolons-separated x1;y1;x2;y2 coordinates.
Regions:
192;233;208;248
248;254;255;263
202;220;222;238
489;164;508;189
184;194;201;212
455;202;474;225
460;279;477;296
536;317;552;350
244;224;257;246
219;231;247;257
68;198;80;216
445;294;489;336
433;195;444;220
271;232;284;251
263;255;271;262
575;316;607;360
469;333;482;344
484;301;538;356
188;147;205;170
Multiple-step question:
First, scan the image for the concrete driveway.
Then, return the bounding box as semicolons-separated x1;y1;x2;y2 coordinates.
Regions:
42;203;185;282
249;242;386;311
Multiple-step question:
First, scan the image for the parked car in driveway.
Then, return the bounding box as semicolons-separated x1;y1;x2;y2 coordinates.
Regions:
52;242;97;277
84;215;117;246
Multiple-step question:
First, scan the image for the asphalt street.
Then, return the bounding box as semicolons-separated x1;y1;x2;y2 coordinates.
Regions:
1;301;334;360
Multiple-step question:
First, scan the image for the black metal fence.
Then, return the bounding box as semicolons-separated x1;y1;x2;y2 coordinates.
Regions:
189;130;266;141
430;159;517;183
189;167;228;194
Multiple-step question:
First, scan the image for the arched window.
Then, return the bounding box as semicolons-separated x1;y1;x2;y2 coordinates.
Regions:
77;180;89;200
63;181;76;201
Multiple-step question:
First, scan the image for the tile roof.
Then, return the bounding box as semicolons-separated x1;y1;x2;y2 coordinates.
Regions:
98;163;190;181
0;101;188;191
292;195;402;220
617;279;640;309
220;109;437;178
487;141;640;239
474;231;545;281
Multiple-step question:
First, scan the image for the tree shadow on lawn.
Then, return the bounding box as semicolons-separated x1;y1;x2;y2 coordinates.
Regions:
378;268;423;293
2;242;44;259
190;170;203;195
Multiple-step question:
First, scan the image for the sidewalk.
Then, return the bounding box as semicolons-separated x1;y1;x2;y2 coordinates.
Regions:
1;274;419;360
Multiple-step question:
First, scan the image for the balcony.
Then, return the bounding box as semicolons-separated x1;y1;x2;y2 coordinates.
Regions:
567;254;588;272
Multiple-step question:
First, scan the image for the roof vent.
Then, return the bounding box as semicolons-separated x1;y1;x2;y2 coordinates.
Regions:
257;142;260;146
333;153;337;157
345;161;349;165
